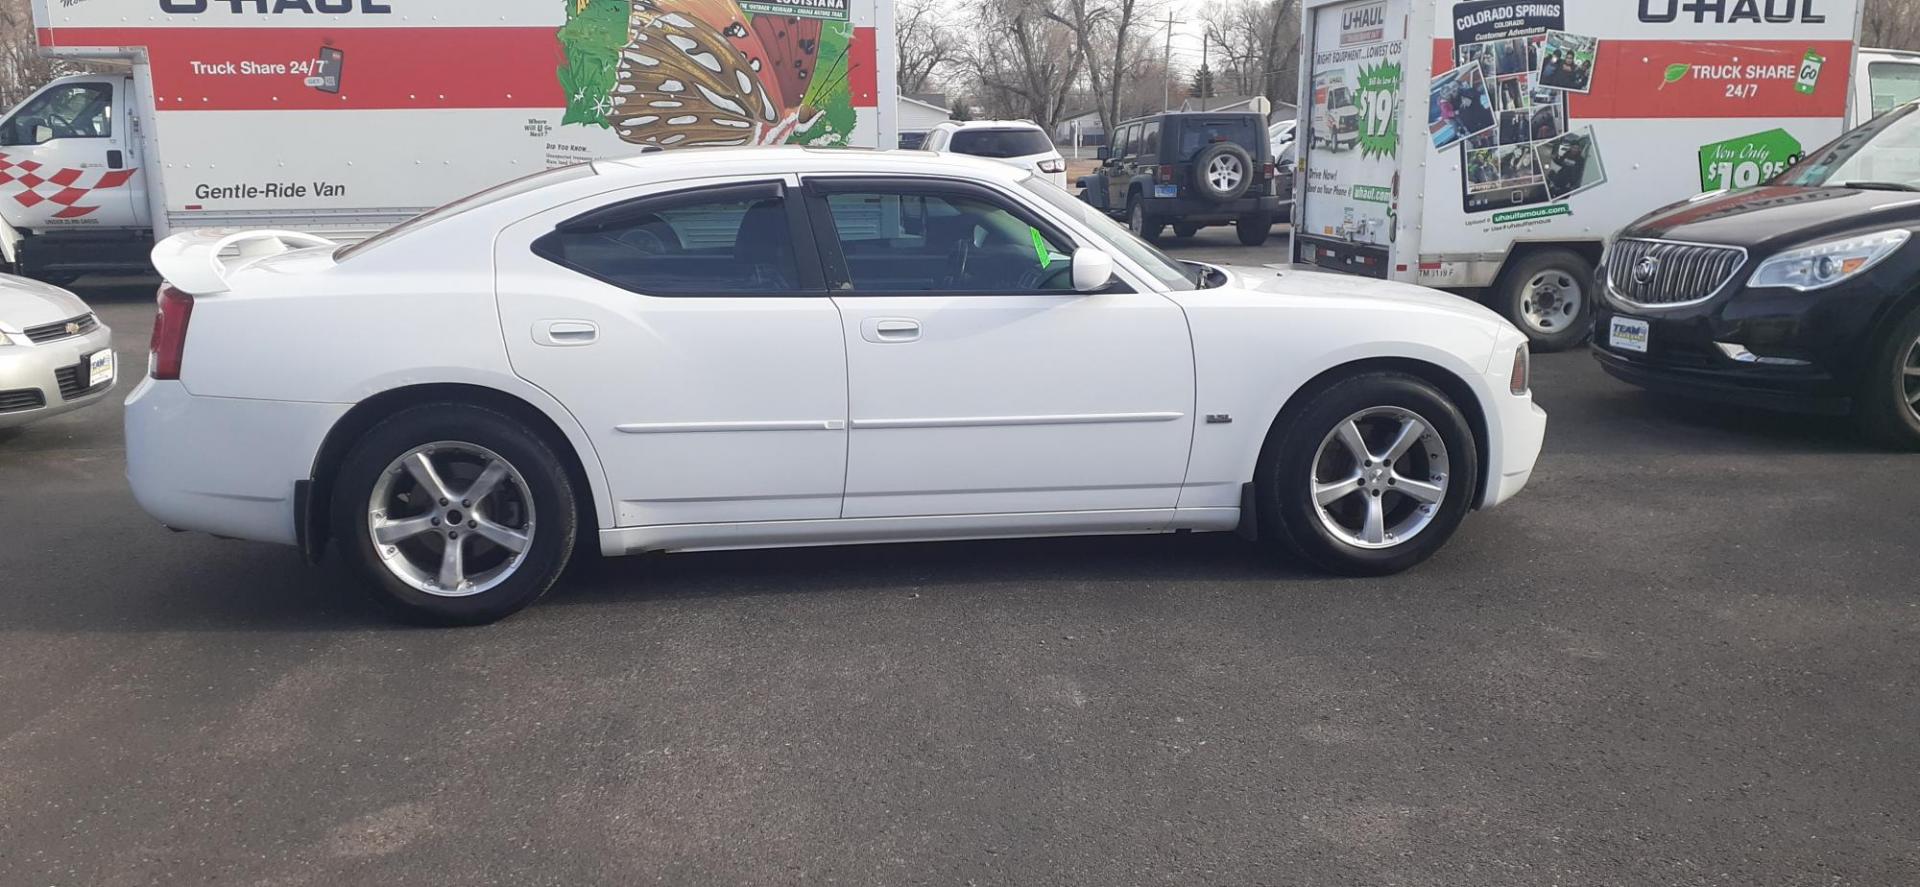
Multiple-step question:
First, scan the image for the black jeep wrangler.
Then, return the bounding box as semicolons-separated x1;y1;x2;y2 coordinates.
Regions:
1076;111;1289;246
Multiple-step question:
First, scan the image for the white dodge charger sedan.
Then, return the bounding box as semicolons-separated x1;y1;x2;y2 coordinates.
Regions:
126;148;1545;624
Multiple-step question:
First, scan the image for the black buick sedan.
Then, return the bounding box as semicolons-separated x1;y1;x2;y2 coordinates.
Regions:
1592;105;1920;448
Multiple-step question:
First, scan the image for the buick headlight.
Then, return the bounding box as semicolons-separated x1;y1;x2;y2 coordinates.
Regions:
1750;229;1911;291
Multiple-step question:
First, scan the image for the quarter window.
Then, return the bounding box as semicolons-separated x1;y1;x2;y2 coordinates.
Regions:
820;188;1075;294
534;185;804;294
1141;121;1160;158
1;83;112;145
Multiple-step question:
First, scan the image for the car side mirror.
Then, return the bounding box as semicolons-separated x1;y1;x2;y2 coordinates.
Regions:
32;123;52;144
1072;247;1116;293
1096;147;1110;161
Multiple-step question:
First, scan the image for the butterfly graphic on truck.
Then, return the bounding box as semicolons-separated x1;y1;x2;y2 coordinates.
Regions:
559;0;859;149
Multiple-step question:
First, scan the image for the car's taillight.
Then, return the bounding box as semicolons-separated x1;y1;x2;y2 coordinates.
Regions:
1510;344;1531;396
1158;164;1173;183
150;284;194;380
1038;158;1065;174
1262;162;1276;178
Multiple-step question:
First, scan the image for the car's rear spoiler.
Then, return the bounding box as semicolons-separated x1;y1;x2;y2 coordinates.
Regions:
150;229;338;295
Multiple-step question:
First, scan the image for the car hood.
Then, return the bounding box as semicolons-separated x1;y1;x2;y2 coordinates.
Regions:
1217;263;1508;325
0;272;92;331
1620;185;1920;254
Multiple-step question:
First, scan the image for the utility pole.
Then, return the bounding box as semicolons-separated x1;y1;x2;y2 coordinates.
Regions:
1199;31;1209;111
1162;11;1177;111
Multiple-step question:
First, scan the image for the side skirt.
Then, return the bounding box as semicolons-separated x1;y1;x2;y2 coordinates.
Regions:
600;507;1242;556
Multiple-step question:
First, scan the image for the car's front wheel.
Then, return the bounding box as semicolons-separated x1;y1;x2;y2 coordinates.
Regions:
331;402;579;625
1858;302;1920;450
1258;372;1479;575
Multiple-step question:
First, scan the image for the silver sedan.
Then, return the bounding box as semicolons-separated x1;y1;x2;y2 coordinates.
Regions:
0;273;116;430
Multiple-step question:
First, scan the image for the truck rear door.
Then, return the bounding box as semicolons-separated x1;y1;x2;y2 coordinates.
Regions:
1297;0;1409;279
0;77;142;232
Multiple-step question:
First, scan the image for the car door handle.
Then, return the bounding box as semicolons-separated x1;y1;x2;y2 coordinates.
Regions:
534;320;598;346
862;318;921;343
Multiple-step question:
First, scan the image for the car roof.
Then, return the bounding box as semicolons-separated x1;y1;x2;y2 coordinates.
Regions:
932;119;1045;131
596;146;1034;185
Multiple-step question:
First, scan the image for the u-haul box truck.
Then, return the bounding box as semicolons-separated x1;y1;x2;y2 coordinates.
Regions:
1293;0;1862;350
0;0;897;282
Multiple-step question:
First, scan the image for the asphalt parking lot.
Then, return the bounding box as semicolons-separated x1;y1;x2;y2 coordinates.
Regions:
3;228;1917;886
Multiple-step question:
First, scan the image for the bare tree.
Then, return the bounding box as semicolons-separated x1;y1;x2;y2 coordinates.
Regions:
1865;0;1920;50
0;0;63;109
1041;0;1158;136
897;1;960;96
1202;0;1299;107
961;0;1084;129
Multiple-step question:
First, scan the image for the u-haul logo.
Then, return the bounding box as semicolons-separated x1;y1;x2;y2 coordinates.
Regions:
159;0;392;12
1341;1;1387;45
1638;0;1827;24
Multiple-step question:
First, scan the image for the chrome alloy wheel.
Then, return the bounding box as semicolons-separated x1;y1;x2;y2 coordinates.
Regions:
1310;407;1451;550
1520;269;1584;334
1207;154;1245;193
1904;335;1920;423
366;441;536;598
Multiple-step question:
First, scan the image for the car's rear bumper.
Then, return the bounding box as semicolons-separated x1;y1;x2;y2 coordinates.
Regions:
124;377;349;545
1143;194;1281;220
0;324;116;429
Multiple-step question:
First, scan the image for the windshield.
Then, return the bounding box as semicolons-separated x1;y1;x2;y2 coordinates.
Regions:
1778;104;1920;189
335;163;598;260
1870;61;1920;120
949;128;1055;158
1019;176;1199;290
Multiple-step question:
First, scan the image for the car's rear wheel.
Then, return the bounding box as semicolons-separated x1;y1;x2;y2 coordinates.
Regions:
1258;372;1479;576
1127;193;1164;242
332;402;578;625
1857;302;1920;450
1236;212;1273;246
1497;249;1594;352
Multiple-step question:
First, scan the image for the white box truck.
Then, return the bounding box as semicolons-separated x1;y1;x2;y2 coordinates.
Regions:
1293;0;1864;349
0;0;898;282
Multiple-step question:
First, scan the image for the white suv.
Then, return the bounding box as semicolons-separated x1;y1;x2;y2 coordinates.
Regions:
925;120;1067;189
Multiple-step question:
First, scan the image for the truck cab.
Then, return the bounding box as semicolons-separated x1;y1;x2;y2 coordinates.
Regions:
0;73;150;284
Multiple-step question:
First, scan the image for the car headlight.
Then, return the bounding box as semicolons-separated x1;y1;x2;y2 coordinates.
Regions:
0;330;14;347
1750;229;1911;291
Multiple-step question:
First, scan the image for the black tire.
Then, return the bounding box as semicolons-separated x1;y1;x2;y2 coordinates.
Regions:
1236;212;1273;246
1193;142;1254;201
1497;249;1595;352
1856;302;1920;450
331;402;579;625
1257;372;1480;576
1173;223;1200;238
1127;193;1164;242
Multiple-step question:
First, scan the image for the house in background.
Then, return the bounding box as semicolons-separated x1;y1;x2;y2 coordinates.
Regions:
1053;109;1107;150
897;93;953;148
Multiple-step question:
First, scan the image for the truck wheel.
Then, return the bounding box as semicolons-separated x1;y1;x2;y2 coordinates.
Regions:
1257;371;1479;576
1236;212;1273;246
1498;249;1595;352
1127;194;1164;242
1857;302;1920;451
331;402;579;625
1173;223;1199;238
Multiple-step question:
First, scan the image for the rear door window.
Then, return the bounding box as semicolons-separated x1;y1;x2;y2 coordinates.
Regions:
948;128;1054;158
533;182;809;295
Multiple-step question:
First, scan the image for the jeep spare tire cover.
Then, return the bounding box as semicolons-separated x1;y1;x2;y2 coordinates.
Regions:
1193;142;1254;201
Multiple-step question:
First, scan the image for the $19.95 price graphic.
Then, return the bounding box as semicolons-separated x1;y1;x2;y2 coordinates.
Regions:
1698;129;1804;191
